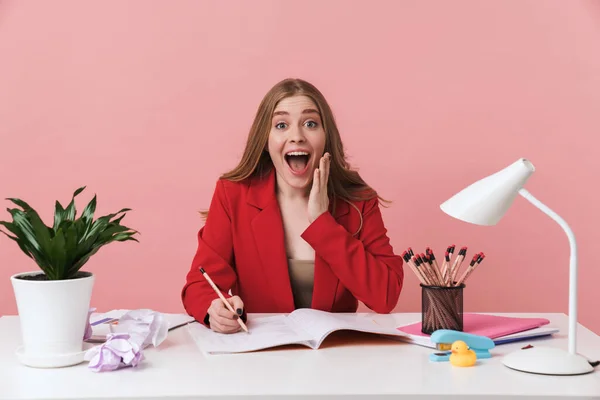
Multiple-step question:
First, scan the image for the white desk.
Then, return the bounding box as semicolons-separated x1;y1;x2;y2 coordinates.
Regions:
1;313;599;399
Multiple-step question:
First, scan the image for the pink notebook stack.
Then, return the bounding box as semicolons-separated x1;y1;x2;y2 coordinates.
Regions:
397;313;550;339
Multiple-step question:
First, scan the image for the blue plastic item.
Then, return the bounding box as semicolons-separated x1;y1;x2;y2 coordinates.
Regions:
428;329;495;362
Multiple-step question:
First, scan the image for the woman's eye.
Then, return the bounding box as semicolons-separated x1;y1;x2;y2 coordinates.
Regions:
305;121;318;128
275;122;287;129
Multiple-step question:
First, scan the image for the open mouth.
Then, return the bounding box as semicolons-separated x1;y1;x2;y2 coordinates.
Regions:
284;151;311;174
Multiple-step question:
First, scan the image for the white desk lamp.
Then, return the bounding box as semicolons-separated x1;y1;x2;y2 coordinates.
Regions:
440;158;594;375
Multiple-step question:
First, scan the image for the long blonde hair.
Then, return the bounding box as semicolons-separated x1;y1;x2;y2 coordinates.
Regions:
202;78;389;229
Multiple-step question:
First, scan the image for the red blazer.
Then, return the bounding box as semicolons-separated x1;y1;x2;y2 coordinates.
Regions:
181;169;404;325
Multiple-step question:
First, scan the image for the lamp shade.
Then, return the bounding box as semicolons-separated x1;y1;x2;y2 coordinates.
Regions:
440;158;535;226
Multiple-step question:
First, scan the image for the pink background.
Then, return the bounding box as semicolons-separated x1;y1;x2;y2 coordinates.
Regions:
1;1;599;334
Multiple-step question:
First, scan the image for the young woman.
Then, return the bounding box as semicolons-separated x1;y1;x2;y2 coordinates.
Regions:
181;78;404;333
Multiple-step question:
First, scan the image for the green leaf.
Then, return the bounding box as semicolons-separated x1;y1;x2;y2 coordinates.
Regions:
68;249;100;275
53;201;66;232
107;208;132;221
9;209;43;254
64;202;76;221
112;213;126;225
97;224;132;241
49;228;67;280
64;187;85;222
73;186;86;197
0;221;20;237
0;228;17;241
81;195;96;223
23;205;53;252
0;229;33;259
83;216;111;243
74;218;89;244
62;223;79;276
6;198;34;211
79;195;97;240
112;232;139;242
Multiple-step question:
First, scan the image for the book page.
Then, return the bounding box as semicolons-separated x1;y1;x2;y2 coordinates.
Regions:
287;309;349;341
288;309;407;348
187;314;315;355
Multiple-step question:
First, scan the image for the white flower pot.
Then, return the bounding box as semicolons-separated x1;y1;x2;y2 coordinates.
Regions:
10;271;95;368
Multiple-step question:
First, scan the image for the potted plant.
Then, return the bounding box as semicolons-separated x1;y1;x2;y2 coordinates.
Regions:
0;186;138;368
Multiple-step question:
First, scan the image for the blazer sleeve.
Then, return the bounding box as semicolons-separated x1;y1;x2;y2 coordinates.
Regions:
301;198;404;313
181;180;242;326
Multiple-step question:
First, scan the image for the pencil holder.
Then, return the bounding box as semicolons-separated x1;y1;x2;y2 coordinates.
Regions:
420;283;464;335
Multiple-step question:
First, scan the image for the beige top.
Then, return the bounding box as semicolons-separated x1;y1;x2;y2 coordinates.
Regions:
287;259;315;309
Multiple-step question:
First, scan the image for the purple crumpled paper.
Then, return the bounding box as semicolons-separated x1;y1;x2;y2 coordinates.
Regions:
109;309;168;348
84;333;144;372
83;309;168;372
83;307;96;341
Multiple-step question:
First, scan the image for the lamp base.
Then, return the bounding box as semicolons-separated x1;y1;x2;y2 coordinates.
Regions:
502;346;594;375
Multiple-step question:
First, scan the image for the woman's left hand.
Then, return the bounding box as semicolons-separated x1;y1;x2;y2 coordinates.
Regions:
308;152;331;223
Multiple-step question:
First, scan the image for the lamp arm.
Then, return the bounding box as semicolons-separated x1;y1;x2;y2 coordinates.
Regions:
518;188;577;355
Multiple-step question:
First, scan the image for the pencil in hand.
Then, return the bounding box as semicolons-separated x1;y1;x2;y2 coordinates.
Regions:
199;267;249;333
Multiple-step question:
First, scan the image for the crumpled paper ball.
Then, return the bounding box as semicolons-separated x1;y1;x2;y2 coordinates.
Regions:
84;309;168;372
84;333;144;372
110;309;168;348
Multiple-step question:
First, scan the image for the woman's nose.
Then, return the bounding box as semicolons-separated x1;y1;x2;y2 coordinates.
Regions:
289;126;306;142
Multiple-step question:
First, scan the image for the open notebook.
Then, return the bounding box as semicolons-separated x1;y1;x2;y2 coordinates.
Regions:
188;310;559;354
187;309;410;355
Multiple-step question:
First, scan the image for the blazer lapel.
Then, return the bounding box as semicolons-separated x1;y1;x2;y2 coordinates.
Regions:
311;198;350;311
247;170;296;312
247;170;354;313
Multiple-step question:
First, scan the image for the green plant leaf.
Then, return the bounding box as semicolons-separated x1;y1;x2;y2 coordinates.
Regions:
64;202;76;221
8;208;43;254
113;232;139;242
83;216;110;243
24;205;53;252
4;217;49;268
48;228;67;280
0;228;33;259
108;208;132;220
68;249;101;275
64;186;86;221
0;228;17;240
6;198;34;211
81;195;96;223
4;199;54;245
79;195;97;240
74;187;86;196
63;223;79;276
97;224;132;240
74;217;89;244
1;187;138;280
53;201;66;232
0;221;20;237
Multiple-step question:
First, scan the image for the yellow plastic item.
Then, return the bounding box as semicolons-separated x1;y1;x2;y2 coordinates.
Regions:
449;340;477;367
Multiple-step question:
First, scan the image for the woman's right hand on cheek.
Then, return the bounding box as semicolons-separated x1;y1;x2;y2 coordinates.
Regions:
207;295;245;334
